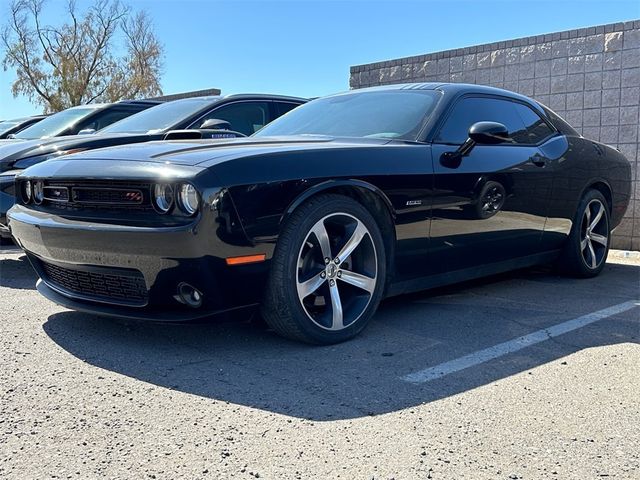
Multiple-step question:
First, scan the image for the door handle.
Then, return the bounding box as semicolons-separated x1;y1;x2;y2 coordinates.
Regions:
530;153;547;167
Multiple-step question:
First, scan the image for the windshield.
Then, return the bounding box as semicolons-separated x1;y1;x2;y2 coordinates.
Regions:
14;107;98;139
100;98;216;134
254;90;440;140
0;119;24;135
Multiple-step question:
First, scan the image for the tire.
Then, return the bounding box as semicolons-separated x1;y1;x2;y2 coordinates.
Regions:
262;194;386;344
558;189;611;277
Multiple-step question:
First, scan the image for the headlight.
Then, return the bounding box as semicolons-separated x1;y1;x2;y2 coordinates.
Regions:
33;180;44;204
153;183;174;213
21;180;32;203
177;183;199;215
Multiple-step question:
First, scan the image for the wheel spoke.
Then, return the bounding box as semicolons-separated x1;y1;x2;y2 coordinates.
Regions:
589;203;604;231
580;237;589;251
297;211;378;332
297;271;326;299
584;204;592;226
590;232;608;247
587;240;597;268
335;220;367;263
311;220;332;261
339;269;376;293
329;283;343;330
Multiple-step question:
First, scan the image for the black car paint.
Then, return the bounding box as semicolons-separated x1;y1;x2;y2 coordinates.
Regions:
8;83;631;321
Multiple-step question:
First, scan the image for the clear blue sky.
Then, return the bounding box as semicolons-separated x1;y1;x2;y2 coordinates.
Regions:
1;0;638;118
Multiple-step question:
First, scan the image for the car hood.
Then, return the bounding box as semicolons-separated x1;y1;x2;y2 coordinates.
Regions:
18;136;415;182
0;132;155;172
42;136;392;167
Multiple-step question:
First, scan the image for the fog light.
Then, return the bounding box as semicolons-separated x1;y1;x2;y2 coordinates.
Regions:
153;183;174;213
177;183;199;215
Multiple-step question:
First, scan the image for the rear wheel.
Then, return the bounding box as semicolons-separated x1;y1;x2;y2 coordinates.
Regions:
262;194;386;344
559;189;610;277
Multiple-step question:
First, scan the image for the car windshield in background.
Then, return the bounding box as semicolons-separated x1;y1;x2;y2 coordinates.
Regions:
0;120;22;135
254;90;441;140
14;106;99;139
101;98;217;134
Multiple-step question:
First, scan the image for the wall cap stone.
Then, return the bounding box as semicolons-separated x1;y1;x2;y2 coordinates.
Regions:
350;19;640;74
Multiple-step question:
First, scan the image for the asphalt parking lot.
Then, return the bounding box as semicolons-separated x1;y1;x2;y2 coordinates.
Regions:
0;247;638;479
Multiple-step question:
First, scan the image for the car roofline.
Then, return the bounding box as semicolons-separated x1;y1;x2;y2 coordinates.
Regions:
221;93;309;102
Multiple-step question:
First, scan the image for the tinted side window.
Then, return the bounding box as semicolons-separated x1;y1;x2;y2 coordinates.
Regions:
275;102;301;117
192;102;270;136
539;104;579;136
75;109;138;133
512;103;555;144
436;97;544;145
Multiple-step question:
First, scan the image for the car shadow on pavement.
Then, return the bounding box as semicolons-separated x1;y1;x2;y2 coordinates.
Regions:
0;254;38;290
43;263;639;421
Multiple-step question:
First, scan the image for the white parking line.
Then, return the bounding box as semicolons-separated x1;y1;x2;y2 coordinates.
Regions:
402;300;639;384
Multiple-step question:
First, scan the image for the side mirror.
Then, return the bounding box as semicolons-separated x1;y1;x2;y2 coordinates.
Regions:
78;128;96;135
200;118;231;130
468;121;510;145
441;121;510;168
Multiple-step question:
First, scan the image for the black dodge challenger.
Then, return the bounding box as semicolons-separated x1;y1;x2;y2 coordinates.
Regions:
8;83;631;344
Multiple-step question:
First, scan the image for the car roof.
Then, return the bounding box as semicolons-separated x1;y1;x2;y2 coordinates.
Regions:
355;82;444;92
3;114;47;122
59;100;163;112
127;94;307;109
222;93;308;102
116;99;164;106
66;103;109;110
352;82;538;105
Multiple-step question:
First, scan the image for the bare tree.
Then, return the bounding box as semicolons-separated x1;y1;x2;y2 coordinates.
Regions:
1;0;163;112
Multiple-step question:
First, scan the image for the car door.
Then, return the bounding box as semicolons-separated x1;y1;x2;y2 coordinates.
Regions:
428;95;557;274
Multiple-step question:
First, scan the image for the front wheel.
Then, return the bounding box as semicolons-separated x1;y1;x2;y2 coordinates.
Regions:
559;189;610;277
262;194;386;344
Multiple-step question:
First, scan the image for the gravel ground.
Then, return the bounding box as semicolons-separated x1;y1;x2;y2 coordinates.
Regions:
0;247;638;479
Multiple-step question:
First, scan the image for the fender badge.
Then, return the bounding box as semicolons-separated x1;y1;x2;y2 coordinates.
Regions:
406;200;422;206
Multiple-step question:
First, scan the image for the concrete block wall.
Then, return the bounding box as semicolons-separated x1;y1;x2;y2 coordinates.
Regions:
350;20;640;250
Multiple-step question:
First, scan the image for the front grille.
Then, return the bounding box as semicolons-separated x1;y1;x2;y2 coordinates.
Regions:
38;259;148;306
43;186;70;202
42;181;153;211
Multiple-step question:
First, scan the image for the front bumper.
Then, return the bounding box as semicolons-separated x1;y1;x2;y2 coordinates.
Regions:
8;204;270;321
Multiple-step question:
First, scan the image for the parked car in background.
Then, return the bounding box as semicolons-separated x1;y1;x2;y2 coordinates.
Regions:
0;100;160;143
9;83;630;343
0;94;305;242
0;115;48;139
